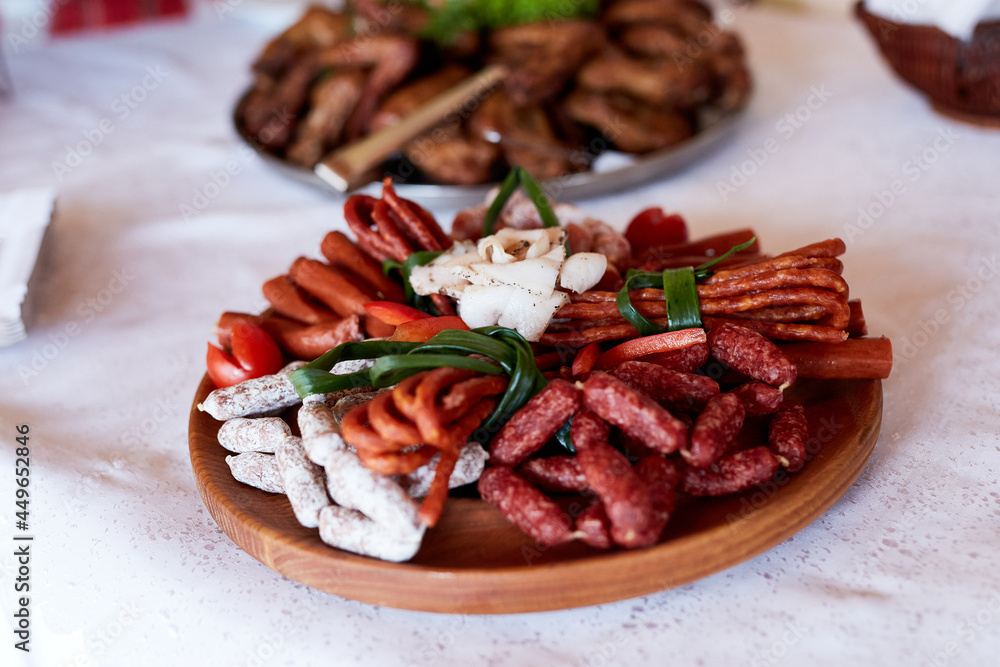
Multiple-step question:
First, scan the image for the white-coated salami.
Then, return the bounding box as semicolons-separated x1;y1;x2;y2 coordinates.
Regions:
199;361;306;420
398;442;489;499
227;453;285;494
218;417;291;453
323;449;422;539
276;436;330;528
297;399;347;466
318;506;424;562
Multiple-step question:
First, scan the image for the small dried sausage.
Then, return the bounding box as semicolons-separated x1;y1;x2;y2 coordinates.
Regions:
768;402;808;472
729;381;783;417
478;466;575;547
572;411;657;549
518;456;589;493
707;322;797;388
489;379;581;467
582;372;687;455
611;360;719;412
218;416;291;453
683;393;745;468
679;446;780;497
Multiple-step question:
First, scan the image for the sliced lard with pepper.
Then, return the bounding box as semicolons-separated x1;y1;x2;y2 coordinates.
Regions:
409;228;606;341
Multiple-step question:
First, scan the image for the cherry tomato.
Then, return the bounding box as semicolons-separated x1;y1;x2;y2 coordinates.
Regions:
206;344;254;388
206;324;283;388
625;208;688;249
231;323;284;376
389;316;470;343
363;301;431;326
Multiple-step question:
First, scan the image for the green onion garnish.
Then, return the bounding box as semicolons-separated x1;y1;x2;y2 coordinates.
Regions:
693;236;757;279
382;250;443;313
286;326;572;452
482;167;561;237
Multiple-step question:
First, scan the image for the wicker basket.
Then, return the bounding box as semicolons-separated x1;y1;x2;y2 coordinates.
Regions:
856;1;1000;123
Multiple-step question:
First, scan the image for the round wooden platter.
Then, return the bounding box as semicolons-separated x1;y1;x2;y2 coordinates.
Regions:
189;376;882;614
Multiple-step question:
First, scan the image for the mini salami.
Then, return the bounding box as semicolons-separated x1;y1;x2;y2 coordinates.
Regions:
707;322;797;388
768;401;808;472
319;505;424;563
227;452;284;494
582;372;687;455
478;466;575;547
518;456;589;493
574;499;612;549
572;411;657;549
634;455;680;543
679;447;780;497
683;393;745;468
611;360;720;412
489;379;581;467
199;361;306;420
637;341;710;373
729;381;784;417
275;436;330;528
218;416;291;453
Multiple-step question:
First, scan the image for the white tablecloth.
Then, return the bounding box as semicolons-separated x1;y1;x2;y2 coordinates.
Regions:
2;5;999;666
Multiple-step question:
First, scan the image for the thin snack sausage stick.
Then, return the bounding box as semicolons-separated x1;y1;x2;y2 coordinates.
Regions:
776;238;846;259
289;257;374;317
262;275;339;325
703;255;844;285
701;316;849;344
320;231;406;302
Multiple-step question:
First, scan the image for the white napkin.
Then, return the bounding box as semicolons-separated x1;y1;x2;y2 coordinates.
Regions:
865;0;1000;41
0;187;56;346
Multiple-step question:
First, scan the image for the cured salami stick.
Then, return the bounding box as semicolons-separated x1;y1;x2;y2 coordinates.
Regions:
768;402;808;472
289;257;373;318
707;322;797;389
696;268;849;298
700;287;850;330
729;382;783;417
518;456;589;493
262;275;339;325
776;238;846;259
611;360;720;412
682;393;745;468
702;255;844;285
320;231;405;302
777;337;893;380
318;505;424;563
582;372;687;455
679;447;780;497
573;411;657;548
574;499;612;549
199;361;306;420
276;436;330;528
702;317;848;344
218;416;290;453
227;452;284;494
478;466;575;547
489;379;581;467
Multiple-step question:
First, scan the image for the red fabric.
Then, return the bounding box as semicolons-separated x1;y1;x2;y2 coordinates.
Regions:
51;0;189;35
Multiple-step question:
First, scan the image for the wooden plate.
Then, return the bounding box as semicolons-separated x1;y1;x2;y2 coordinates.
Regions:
189;376;882;614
